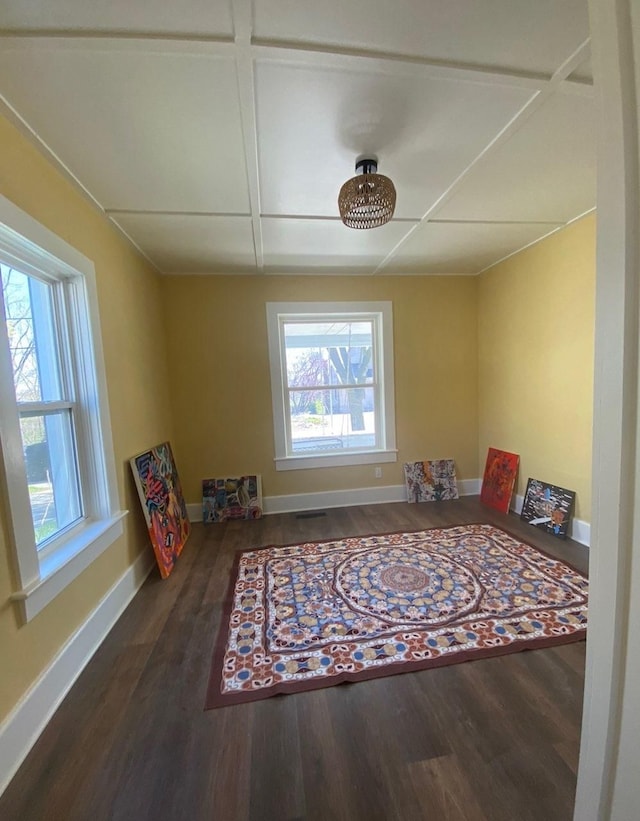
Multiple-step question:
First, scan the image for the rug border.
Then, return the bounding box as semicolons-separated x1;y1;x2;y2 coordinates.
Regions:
205;522;587;709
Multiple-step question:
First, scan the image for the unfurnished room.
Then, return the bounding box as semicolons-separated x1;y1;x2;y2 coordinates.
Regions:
1;2;639;820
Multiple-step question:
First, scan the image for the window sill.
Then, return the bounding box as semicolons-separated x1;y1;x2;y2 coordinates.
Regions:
275;449;397;471
11;511;128;623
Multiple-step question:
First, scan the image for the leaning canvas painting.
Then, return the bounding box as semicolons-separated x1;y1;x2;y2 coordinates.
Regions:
130;442;190;578
404;459;459;502
480;447;520;514
203;475;263;522
521;478;576;539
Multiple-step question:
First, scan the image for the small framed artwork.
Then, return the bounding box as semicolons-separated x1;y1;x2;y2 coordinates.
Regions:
130;442;190;579
203;475;263;522
480;447;519;514
520;478;576;539
404;459;459;502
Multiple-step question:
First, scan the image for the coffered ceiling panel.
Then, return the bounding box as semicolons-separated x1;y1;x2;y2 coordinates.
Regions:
385;221;564;274
111;214;256;274
262;218;414;273
256;61;535;219
253;0;589;75
0;1;595;276
0;1;234;37
0;41;249;213
435;92;596;223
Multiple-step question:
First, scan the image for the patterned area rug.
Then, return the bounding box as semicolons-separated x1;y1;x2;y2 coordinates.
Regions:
205;524;588;708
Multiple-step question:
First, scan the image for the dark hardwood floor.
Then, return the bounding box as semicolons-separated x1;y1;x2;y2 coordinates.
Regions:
1;498;588;821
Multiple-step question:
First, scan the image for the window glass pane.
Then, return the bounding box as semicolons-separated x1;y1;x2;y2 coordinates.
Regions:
1;265;63;402
289;386;376;452
20;411;82;546
284;320;374;388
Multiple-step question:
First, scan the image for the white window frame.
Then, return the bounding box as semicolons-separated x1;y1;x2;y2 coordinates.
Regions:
266;301;397;471
0;194;126;623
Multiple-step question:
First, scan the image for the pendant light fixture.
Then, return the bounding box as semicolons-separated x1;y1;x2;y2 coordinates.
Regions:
338;157;396;229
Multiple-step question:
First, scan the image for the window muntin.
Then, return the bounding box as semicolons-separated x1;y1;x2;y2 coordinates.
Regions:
267;302;396;470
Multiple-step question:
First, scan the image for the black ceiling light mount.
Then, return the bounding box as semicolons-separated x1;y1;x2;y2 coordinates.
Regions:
338;157;397;229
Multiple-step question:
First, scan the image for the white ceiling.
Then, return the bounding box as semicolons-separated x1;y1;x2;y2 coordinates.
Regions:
0;0;595;276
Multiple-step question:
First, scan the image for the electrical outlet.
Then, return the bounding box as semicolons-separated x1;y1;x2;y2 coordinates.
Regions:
374;467;382;479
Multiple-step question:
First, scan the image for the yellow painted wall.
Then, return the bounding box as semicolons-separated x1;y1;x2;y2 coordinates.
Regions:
478;215;595;520
0;110;595;733
161;275;479;500
0;116;174;723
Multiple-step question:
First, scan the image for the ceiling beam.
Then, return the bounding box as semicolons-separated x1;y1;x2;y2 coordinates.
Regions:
252;39;592;95
231;0;264;272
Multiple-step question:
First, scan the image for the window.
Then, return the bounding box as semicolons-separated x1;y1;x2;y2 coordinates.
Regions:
266;302;397;470
2;266;83;547
0;195;124;622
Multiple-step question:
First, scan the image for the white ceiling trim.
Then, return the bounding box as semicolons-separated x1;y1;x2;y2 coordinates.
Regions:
0;31;594;95
0;34;236;56
106;217;164;273
0;92;163;275
232;0;263;272
251;41;551;90
475;206;596;274
373;38;592;274
0;8;595;278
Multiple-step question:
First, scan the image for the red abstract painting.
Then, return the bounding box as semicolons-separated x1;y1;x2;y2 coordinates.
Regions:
480;447;520;514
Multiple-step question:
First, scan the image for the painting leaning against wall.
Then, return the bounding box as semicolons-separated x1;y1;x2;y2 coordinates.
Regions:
130;442;191;578
480;447;520;514
521;478;576;540
403;459;459;502
203;475;263;522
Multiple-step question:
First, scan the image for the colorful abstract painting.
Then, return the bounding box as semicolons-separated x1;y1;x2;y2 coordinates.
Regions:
404;459;459;502
130;442;190;579
480;447;519;514
205;524;588;707
203;475;263;523
521;478;576;540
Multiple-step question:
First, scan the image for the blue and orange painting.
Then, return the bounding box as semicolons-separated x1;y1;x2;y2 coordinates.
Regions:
203;475;263;523
520;478;576;539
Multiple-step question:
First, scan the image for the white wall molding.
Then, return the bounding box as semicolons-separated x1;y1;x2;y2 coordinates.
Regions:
264;483;407;515
187;478;482;521
188;480;590;546
0;548;154;798
511;492;590;547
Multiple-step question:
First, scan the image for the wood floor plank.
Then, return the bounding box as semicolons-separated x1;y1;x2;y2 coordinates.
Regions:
0;499;587;821
408;754;491;821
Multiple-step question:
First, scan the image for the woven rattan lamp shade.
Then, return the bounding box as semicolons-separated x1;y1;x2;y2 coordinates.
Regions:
338;158;396;229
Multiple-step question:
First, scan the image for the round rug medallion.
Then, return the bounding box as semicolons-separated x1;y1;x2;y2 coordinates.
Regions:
334;544;482;626
379;564;429;592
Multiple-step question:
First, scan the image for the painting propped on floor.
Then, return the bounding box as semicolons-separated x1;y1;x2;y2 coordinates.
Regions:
480;447;519;514
203;475;263;522
521;478;576;539
404;459;459;502
130;441;190;578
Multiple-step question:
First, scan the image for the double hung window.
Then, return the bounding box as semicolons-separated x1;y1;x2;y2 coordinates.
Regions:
0;195;123;622
266;302;397;470
1;265;83;547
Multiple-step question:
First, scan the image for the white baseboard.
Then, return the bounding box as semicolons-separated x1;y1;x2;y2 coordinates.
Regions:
0;548;154;798
511;493;591;547
187;478;483;521
187;481;590;546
